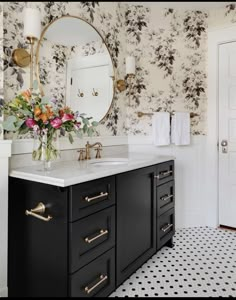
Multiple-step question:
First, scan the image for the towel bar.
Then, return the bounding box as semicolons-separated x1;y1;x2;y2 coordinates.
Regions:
137;111;199;118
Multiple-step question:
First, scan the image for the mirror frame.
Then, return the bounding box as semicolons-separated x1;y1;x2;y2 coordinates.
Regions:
35;15;115;124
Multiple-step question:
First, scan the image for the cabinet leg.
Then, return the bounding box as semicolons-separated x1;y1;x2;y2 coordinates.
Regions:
166;238;174;248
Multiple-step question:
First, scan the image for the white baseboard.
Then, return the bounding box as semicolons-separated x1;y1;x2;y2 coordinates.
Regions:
0;287;8;297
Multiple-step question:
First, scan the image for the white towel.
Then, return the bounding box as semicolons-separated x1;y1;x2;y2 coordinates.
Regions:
171;112;190;145
152;112;170;146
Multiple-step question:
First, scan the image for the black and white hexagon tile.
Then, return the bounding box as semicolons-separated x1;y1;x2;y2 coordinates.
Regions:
110;227;236;298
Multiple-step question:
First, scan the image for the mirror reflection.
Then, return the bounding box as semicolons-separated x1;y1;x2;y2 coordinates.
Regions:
36;16;114;123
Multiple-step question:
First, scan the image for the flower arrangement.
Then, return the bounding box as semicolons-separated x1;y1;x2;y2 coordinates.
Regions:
2;88;98;164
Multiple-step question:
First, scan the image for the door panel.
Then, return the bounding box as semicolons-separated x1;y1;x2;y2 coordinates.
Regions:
219;42;236;228
116;166;156;286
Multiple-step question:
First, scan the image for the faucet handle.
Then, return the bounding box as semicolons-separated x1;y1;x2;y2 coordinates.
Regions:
94;147;102;159
78;148;85;161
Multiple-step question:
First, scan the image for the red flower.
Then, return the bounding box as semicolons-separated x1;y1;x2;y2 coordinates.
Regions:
62;113;74;122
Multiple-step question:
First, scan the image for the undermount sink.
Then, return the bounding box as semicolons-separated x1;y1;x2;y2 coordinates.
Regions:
89;158;129;166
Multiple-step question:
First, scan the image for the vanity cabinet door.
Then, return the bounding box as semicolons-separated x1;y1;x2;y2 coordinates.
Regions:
70;206;115;272
70;248;115;297
116;166;156;286
157;208;175;250
70;176;115;221
157;180;175;216
156;160;174;186
8;178;69;297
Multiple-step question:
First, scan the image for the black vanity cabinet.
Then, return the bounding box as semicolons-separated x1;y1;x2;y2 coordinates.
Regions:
8;160;175;297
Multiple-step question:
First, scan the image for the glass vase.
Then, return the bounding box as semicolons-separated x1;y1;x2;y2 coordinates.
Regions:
32;129;60;171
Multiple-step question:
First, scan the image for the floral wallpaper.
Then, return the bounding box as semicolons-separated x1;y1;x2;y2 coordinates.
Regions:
124;5;208;135
2;2;236;138
3;2;126;137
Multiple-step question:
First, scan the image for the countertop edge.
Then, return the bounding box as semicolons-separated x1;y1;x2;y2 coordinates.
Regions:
10;156;176;187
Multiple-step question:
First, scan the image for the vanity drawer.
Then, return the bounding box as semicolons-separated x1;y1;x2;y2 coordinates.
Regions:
156;161;174;186
157;181;175;216
69;176;115;221
70;206;115;272
157;208;175;250
70;248;115;298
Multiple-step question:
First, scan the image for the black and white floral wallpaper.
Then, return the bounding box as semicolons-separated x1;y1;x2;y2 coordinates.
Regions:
3;2;126;137
2;2;236;137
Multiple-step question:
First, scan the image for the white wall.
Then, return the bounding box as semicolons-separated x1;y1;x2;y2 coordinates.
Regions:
128;135;214;229
0;141;12;297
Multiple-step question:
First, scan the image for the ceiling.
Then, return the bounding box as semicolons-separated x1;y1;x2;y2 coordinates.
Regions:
125;2;236;10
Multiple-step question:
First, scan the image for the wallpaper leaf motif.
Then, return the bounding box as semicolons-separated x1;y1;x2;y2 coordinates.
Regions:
183;11;208;49
42;2;68;26
81;2;99;23
100;12;120;68
149;30;177;77
125;5;150;44
225;4;236;22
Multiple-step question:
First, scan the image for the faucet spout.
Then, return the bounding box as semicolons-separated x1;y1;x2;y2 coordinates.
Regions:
85;141;103;160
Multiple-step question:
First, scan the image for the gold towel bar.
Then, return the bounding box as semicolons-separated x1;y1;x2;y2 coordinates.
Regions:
137;111;199;118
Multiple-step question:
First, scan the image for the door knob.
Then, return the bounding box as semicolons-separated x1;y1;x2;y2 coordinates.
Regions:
221;140;228;153
221;140;228;147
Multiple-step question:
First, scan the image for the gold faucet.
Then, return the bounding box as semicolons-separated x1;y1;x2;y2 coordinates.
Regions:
85;141;103;160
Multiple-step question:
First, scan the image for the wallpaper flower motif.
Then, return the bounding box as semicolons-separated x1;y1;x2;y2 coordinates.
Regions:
225;4;236;22
183;11;208;49
149;30;177;77
100;11;121;69
125;5;150;44
81;2;99;23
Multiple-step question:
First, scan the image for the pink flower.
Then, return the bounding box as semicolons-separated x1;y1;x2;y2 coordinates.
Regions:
62;113;74;122
25;118;36;128
50;117;62;129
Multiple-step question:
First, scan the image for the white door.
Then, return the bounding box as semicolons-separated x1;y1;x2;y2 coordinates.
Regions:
219;41;236;228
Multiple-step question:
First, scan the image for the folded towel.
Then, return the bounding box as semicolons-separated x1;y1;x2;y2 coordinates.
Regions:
171;112;190;145
152;112;170;146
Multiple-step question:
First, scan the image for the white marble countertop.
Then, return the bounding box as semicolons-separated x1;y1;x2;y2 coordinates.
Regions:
9;152;175;187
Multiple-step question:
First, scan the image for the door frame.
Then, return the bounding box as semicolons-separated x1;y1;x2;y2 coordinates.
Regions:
207;25;236;227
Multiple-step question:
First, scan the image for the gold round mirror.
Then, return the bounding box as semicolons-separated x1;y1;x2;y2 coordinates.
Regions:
36;16;114;123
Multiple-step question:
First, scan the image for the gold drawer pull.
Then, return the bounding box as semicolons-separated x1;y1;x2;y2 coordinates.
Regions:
155;170;172;179
25;202;52;222
84;274;108;294
85;192;108;203
161;223;173;232
85;229;108;244
160;194;173;201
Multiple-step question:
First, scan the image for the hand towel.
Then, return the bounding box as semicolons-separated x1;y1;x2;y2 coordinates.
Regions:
152;112;170;146
171;112;190;145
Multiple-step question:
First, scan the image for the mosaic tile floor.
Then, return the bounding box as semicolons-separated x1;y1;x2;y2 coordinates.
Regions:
110;227;236;297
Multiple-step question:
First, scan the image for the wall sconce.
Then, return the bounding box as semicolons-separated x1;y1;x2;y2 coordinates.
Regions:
116;56;135;94
12;7;41;91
